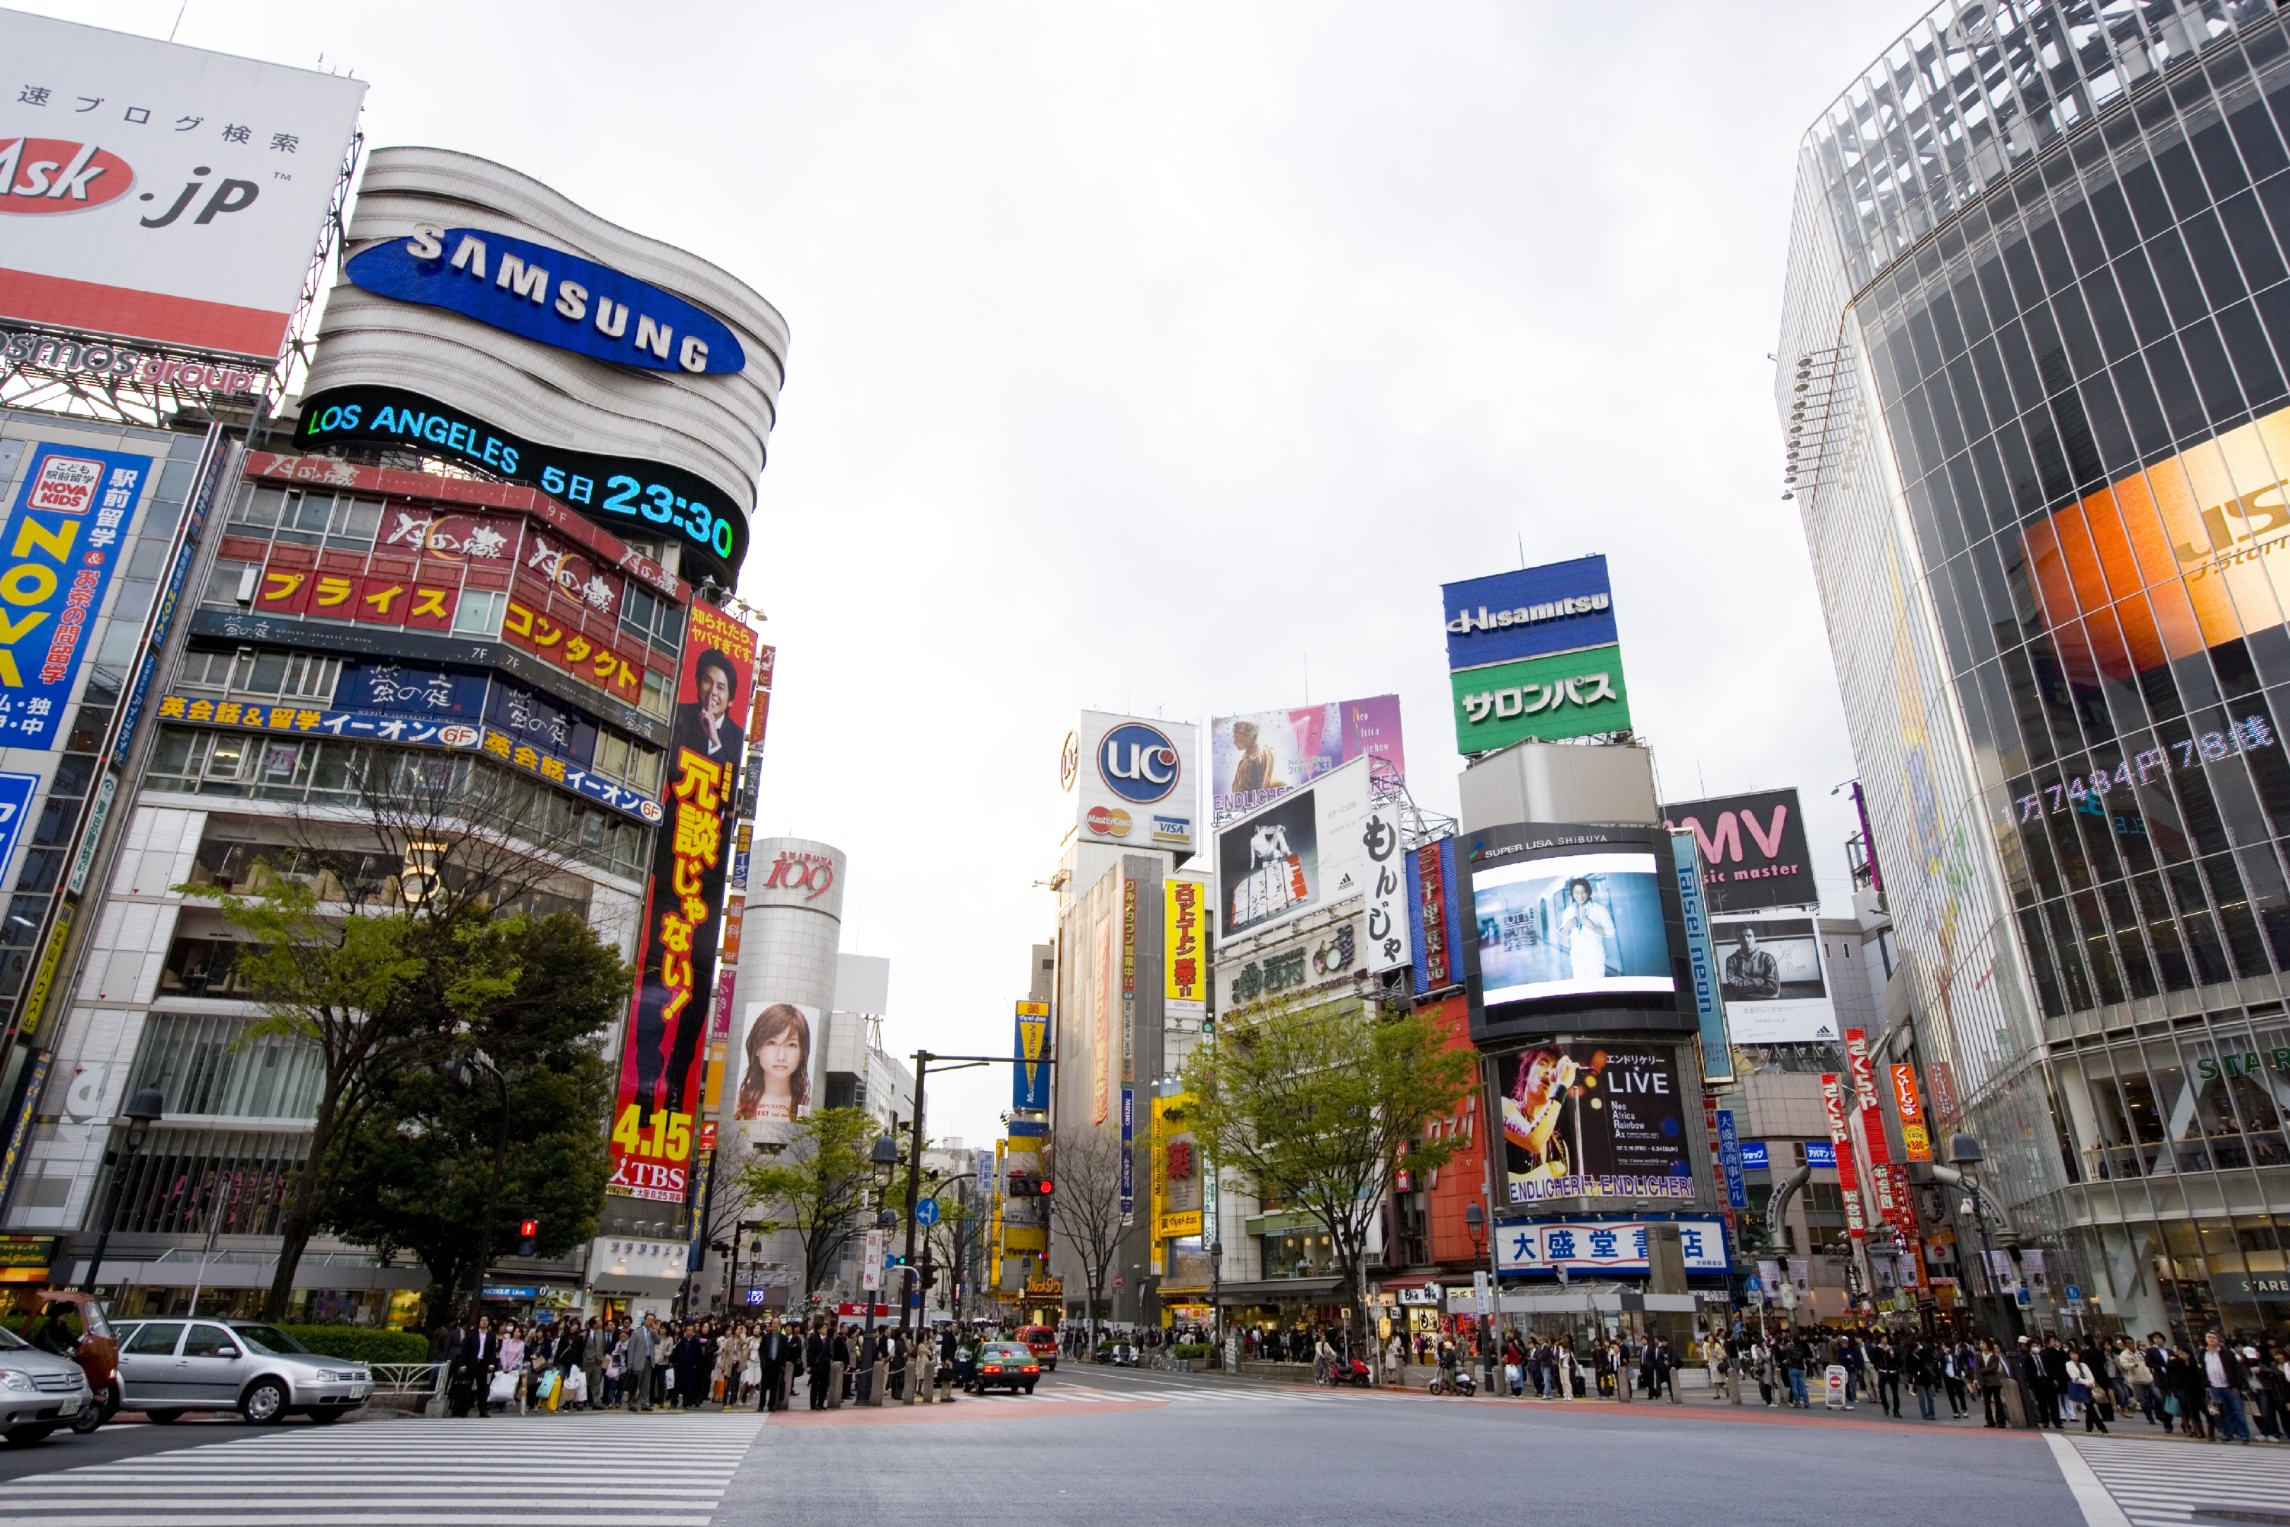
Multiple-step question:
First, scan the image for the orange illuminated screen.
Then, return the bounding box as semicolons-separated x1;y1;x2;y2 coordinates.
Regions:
2024;403;2290;685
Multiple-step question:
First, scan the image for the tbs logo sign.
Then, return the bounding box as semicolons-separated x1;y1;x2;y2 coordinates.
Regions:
1097;723;1180;805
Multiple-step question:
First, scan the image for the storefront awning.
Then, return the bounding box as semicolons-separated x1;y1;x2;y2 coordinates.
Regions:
1213;1277;1345;1303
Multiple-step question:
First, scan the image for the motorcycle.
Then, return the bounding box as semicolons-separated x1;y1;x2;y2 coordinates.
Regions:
1325;1357;1371;1388
1427;1366;1477;1398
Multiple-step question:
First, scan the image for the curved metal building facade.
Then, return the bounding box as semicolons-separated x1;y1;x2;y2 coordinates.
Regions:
1781;0;2290;1341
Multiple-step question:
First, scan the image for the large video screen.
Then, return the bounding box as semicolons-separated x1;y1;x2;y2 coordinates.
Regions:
1470;850;1675;1005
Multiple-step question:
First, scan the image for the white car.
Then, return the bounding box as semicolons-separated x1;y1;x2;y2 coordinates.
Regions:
114;1319;370;1425
0;1323;91;1445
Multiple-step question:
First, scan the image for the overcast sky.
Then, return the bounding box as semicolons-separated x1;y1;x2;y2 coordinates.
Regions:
42;0;1920;1145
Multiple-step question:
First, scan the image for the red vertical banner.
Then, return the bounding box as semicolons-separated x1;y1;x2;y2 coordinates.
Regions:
607;601;759;1202
1819;1073;1866;1241
1845;1029;1903;1231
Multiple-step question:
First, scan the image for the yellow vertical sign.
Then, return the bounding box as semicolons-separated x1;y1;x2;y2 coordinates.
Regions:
1014;1001;1049;1110
1164;877;1206;1008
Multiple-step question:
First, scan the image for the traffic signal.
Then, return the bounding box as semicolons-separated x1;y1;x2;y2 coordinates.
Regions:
921;1266;939;1289
1008;1171;1039;1198
1037;1177;1053;1198
518;1218;538;1257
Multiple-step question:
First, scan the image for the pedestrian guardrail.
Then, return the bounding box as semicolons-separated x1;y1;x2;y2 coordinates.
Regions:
369;1362;445;1396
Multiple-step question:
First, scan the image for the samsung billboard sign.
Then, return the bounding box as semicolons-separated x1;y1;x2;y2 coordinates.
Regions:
347;225;747;376
1441;555;1616;671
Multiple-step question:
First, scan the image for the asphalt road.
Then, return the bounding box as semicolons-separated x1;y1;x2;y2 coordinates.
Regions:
723;1362;2095;1527
7;1363;2285;1527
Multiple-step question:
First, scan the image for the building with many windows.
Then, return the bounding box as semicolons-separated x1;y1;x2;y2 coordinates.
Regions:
1780;0;2290;1340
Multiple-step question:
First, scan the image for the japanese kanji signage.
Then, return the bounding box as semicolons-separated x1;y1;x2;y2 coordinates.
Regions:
1891;1063;1932;1162
0;11;365;358
1360;799;1411;973
1819;1073;1868;1242
1407;833;1461;995
1163;876;1207;1013
608;601;757;1202
1494;1216;1730;1275
1151;1092;1202;1240
149;692;660;822
0;444;152;748
1449;642;1632;753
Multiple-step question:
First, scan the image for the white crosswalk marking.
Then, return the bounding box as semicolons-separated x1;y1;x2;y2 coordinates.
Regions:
2068;1433;2290;1527
13;1413;767;1527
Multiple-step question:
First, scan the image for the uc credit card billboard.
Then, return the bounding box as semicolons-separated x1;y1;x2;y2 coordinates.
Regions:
0;443;153;747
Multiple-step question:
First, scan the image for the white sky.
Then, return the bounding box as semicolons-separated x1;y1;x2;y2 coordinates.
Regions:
34;0;1923;1146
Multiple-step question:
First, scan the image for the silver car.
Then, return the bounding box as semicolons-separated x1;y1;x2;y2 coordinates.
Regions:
114;1319;370;1425
0;1322;91;1445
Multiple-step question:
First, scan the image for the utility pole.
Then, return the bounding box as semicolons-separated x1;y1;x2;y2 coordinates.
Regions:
900;1054;931;1351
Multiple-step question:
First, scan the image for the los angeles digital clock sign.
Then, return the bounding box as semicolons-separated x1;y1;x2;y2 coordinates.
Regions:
294;385;748;577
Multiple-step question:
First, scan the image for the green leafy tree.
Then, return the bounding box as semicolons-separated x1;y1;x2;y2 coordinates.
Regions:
736;1107;882;1299
1181;996;1479;1373
179;880;431;1321
322;912;627;1328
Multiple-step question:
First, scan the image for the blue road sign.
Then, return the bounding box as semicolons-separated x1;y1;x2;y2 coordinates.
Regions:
915;1197;941;1227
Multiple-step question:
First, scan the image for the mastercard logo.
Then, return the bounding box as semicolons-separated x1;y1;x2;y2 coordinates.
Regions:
1085;805;1133;838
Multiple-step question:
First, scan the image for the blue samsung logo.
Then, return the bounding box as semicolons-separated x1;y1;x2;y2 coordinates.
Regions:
348;225;747;376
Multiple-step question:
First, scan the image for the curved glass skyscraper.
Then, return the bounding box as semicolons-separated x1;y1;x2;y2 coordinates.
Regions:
1782;0;2290;1341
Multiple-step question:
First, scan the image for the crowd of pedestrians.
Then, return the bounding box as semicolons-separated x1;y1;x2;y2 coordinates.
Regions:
432;1313;1071;1416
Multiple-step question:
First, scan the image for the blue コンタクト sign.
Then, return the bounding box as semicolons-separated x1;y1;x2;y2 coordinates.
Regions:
1440;555;1616;673
0;444;153;748
348;226;746;376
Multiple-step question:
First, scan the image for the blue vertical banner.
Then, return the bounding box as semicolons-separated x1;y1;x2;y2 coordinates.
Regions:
1716;1108;1748;1210
0;771;38;886
1119;1087;1134;1217
1671;830;1732;1083
1012;1001;1051;1110
0;444;153;749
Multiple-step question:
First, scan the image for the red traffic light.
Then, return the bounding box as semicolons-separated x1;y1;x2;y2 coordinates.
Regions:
1037;1178;1053;1196
518;1219;538;1238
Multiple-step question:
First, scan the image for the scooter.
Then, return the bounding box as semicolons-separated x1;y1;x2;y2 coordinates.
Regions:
1427;1366;1477;1397
1326;1357;1371;1388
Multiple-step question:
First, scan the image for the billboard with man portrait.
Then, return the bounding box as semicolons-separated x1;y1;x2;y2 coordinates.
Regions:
1708;915;1837;1043
608;601;758;1202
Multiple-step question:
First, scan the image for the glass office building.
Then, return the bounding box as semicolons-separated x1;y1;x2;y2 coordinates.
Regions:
1781;0;2290;1341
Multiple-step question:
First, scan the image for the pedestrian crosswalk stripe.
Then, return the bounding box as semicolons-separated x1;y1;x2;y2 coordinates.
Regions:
2069;1434;2290;1527
12;1414;766;1527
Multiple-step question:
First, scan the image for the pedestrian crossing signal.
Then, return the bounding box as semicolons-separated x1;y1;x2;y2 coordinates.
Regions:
518;1218;538;1256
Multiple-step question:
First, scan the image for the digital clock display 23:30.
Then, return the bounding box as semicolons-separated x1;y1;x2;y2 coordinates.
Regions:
292;384;748;577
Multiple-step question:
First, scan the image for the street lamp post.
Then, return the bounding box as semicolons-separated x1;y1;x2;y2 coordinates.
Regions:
1209;1240;1224;1368
1947;1133;2015;1343
1466;1201;1492;1393
867;1131;899;1345
80;1087;165;1294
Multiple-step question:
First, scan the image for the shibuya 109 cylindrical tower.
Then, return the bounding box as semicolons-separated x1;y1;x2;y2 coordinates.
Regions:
723;839;846;1139
1781;0;2290;1343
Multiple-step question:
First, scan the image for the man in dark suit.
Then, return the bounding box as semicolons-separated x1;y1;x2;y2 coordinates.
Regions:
805;1321;831;1410
447;1316;497;1418
757;1318;791;1412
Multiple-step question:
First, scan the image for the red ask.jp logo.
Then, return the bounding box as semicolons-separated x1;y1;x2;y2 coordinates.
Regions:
0;138;133;213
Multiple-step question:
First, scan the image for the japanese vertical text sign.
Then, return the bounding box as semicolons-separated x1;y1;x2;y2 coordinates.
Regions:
1013;1001;1051;1111
609;601;757;1201
0;445;151;746
1671;830;1730;1084
1119;1087;1134;1219
1891;1063;1932;1161
1361;800;1411;973
1844;1028;1904;1231
1164;877;1207;1012
1818;1073;1867;1241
